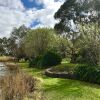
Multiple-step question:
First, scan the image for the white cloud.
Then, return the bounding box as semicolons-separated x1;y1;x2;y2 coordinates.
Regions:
31;0;64;28
0;0;24;11
0;0;64;38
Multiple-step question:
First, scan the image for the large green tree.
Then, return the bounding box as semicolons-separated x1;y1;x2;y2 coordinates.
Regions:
54;0;100;63
24;28;57;57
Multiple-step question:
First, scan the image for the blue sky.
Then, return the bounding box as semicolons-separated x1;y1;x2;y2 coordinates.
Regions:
21;0;44;28
30;20;40;27
0;0;64;37
21;0;44;9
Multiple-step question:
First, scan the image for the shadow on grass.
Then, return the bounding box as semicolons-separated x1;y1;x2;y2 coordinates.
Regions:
43;78;100;99
44;79;82;96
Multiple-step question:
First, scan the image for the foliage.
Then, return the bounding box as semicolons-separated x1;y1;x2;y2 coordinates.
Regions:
0;37;13;56
11;25;28;41
0;25;28;59
55;37;70;58
29;51;62;68
74;65;100;84
29;56;43;67
54;0;100;63
76;44;100;65
76;24;100;65
54;0;100;33
41;51;62;67
24;28;57;57
9;25;28;58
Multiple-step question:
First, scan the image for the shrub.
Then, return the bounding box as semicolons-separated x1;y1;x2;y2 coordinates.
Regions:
41;51;62;67
29;51;62;68
29;56;42;67
29;58;35;67
74;65;100;84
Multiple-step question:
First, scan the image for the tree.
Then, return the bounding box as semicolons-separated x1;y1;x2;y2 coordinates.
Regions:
6;38;18;56
9;25;28;59
24;28;56;57
0;38;5;55
0;37;13;56
55;36;69;58
77;23;100;65
11;25;28;42
55;0;100;33
54;0;100;63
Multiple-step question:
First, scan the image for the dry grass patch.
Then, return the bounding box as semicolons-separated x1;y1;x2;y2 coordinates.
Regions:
0;71;42;100
0;56;15;62
5;62;18;71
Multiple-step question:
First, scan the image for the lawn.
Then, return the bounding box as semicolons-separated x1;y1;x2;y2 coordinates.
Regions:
19;62;100;100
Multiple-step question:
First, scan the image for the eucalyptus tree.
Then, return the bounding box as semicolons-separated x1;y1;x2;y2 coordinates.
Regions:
54;0;100;63
55;0;100;33
9;25;28;59
0;38;5;55
0;37;14;56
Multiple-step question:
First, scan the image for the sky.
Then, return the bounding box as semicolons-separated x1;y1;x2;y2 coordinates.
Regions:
0;0;64;38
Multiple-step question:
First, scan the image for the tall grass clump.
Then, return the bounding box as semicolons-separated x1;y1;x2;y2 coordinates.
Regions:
0;71;42;100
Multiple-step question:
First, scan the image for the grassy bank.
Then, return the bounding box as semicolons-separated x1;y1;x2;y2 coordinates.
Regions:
19;62;100;100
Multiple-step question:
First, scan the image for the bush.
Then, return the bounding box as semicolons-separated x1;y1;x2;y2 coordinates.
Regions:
74;65;100;84
41;51;62;67
29;51;62;68
29;58;35;67
29;56;42;67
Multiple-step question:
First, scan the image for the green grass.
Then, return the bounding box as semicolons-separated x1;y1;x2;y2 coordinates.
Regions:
50;63;79;73
19;62;100;100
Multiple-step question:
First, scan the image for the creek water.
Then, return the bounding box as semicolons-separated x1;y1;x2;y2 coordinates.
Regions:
0;63;7;76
